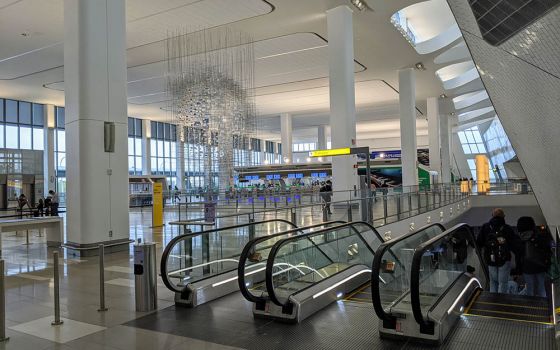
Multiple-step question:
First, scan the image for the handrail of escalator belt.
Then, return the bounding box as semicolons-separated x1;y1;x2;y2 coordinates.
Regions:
237;221;346;304
265;221;384;307
161;218;298;293
409;223;488;333
371;222;446;328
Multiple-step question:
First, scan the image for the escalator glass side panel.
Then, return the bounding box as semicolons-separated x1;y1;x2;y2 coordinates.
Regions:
372;223;446;322
410;224;489;329
238;221;346;303
161;219;297;293
266;222;383;306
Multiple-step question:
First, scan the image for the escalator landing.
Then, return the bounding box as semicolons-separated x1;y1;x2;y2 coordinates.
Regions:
465;291;552;324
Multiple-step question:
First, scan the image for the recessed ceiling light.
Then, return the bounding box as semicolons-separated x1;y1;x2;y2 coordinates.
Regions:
440;94;447;99
350;0;368;11
415;62;426;71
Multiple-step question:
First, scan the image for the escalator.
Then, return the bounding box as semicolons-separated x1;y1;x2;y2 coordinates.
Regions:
373;222;556;347
240;221;384;323
161;219;342;307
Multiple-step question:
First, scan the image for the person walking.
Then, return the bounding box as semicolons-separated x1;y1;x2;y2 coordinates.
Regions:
320;180;333;215
476;208;521;294
17;193;30;218
48;190;59;216
36;198;44;217
517;216;552;297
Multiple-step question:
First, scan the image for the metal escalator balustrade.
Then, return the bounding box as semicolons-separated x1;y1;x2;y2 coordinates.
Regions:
259;221;384;323
409;224;489;342
371;223;446;330
237;221;346;305
161;219;297;307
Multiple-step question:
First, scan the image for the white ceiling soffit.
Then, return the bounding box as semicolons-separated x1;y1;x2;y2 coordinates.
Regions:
436;61;479;90
458;106;495;123
397;0;461;55
434;41;470;64
452;90;489;110
255;79;396;116
44;33;366;107
0;0;273;80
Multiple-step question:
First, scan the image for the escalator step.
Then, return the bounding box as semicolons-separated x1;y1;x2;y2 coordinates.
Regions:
466;291;552;324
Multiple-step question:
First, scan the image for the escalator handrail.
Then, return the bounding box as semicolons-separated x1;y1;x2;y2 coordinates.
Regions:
161;218;297;293
237;221;346;303
371;223;446;324
410;223;488;330
265;221;384;307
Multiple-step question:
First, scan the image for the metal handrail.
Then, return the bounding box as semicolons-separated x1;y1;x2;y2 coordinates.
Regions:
264;221;384;307
61;239;134;251
370;222;446;328
160;219;298;293
237;221;346;304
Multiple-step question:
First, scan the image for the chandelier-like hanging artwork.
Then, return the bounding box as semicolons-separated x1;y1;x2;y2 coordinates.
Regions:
166;28;256;191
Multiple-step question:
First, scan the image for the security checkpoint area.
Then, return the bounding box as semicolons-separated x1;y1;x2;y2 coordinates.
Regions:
0;0;558;349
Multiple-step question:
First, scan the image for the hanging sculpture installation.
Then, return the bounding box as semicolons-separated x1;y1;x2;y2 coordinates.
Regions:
166;27;256;192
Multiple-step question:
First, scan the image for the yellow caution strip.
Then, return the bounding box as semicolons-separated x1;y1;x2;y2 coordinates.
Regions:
463;312;553;326
475;301;548;311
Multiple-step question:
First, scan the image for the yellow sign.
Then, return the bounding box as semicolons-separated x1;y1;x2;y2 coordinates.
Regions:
309;148;351;157
152;182;163;227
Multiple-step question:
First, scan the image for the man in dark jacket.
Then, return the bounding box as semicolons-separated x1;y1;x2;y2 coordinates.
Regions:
476;208;521;294
517;216;551;297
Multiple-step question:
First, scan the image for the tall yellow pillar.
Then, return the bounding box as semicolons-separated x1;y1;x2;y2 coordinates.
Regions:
475;155;490;193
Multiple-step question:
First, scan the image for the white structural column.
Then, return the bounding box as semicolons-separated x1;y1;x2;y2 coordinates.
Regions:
280;113;293;163
176;128;185;190
427;97;441;178
43;104;56;196
327;5;358;196
64;0;129;251
141;119;151;175
317;125;327;150
440;114;452;183
399;68;418;187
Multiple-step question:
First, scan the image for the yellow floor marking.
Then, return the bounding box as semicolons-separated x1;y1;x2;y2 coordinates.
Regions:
463;312;553;326
469;308;550;319
475;300;548;310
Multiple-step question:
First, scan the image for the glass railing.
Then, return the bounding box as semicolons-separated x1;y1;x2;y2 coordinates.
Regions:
238;221;346;303
371;223;446;326
161;219;297;293
410;224;488;331
265;222;384;306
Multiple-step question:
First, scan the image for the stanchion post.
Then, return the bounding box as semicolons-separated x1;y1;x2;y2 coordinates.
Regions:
51;251;63;326
0;260;8;342
98;244;108;312
291;207;296;224
347;201;353;222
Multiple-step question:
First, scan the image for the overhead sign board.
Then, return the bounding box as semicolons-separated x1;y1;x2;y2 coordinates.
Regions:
309;148;351;157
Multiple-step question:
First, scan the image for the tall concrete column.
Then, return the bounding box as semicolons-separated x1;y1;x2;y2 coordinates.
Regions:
317;125;327;150
427;97;441;178
64;0;129;252
280;113;292;163
440;114;452;183
399;68;418;188
327;5;358;196
141;119;151;175
43;104;56;196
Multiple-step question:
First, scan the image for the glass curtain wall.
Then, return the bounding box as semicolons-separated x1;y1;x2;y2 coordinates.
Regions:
483;119;515;180
127;117;143;175
0;99;44;151
54;107;66;205
150;121;177;188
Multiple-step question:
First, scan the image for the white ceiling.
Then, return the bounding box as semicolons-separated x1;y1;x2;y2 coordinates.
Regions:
0;0;450;143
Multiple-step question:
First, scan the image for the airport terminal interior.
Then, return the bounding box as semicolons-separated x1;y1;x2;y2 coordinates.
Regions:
0;0;558;349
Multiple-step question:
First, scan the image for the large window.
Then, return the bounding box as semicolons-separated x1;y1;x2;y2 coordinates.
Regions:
0;99;44;150
128;117;143;175
483;119;515;180
457;126;487;154
54;106;66;205
150;121;177;187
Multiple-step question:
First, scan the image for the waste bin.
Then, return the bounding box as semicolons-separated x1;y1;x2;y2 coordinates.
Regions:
134;241;157;312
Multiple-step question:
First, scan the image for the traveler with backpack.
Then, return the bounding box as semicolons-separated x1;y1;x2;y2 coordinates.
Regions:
517;216;552;297
476;208;521;294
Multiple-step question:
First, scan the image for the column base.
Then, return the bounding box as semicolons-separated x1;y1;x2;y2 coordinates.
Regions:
64;238;131;257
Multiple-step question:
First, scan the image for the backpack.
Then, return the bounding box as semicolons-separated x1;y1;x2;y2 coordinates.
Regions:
485;226;511;267
520;230;550;269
